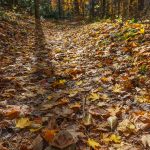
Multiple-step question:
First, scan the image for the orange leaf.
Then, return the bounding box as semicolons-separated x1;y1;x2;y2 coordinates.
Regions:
5;109;20;119
70;103;81;110
42;129;58;143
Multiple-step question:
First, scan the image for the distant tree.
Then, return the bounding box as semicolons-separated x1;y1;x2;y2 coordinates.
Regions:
34;0;40;19
90;0;95;18
74;0;80;15
58;0;62;18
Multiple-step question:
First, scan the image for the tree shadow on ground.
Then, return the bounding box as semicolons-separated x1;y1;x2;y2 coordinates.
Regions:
33;18;54;81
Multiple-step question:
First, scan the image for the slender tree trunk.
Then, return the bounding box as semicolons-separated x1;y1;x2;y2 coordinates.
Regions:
58;0;61;18
34;0;40;19
90;0;95;18
138;0;144;11
102;0;106;18
74;0;80;15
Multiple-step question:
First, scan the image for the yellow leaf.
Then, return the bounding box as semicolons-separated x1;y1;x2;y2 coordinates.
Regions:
101;94;109;101
70;102;81;109
76;80;83;86
47;95;52;100
59;79;66;84
16;118;31;129
139;28;145;34
109;134;121;143
108;106;121;116
88;93;100;101
103;134;121;144
112;84;122;93
52;79;66;88
87;138;100;149
69;90;78;97
101;77;110;83
117;119;136;136
30;127;42;132
135;95;150;103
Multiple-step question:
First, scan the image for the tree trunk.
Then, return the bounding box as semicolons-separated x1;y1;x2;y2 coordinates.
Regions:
90;0;95;18
58;0;61;18
102;0;106;18
34;0;40;19
74;0;80;15
138;0;144;11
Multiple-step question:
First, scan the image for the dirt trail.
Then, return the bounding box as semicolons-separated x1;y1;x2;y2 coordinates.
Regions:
0;15;150;150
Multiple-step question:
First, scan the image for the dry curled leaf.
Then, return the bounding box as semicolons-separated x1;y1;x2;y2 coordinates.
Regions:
107;116;118;130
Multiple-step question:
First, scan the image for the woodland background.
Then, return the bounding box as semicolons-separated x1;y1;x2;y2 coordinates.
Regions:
0;0;150;150
0;0;150;20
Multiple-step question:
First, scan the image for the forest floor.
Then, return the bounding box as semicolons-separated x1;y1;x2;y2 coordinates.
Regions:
0;10;150;150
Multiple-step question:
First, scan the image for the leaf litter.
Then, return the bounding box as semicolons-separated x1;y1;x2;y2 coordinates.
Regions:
0;10;150;150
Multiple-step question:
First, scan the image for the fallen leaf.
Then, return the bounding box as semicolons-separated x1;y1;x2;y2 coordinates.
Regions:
32;135;44;150
101;77;110;83
51;130;75;149
16;118;31;129
112;84;123;93
69;90;78;97
117;119;136;136
139;28;145;34
88;93;100;101
107;116;118;130
56;98;69;106
5;108;20;119
83;113;92;126
0;144;9;150
42;129;57;143
59;79;67;84
69;103;81;110
47;95;52;100
76;80;83;86
52;79;66;88
109;134;121;143
101;94;110;101
135;95;150;103
107;106;121;116
103;134;121;144
141;134;150;147
87;139;100;150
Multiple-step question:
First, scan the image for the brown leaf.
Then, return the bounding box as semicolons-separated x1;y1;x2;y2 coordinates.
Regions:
0;144;9;150
32;135;44;150
83;113;92;126
51;130;75;149
4;108;20;119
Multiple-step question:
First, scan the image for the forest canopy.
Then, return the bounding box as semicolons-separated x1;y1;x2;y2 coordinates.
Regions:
0;0;150;19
